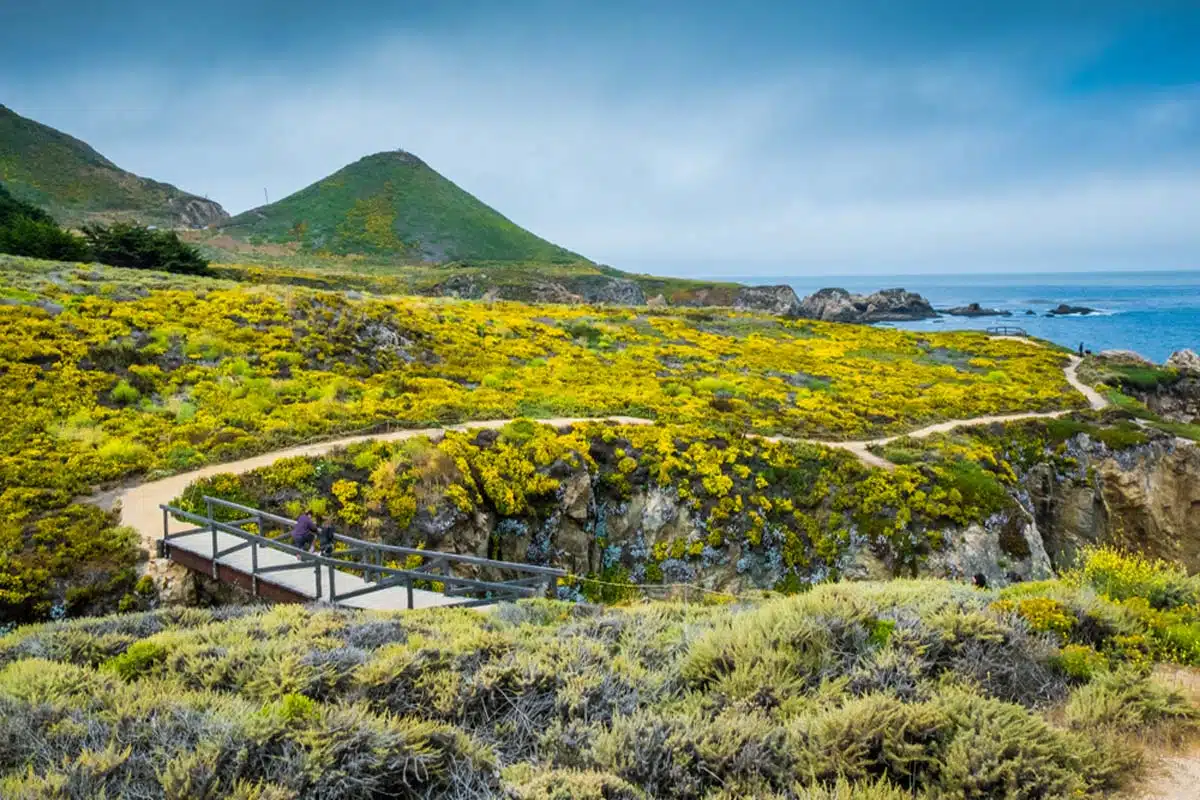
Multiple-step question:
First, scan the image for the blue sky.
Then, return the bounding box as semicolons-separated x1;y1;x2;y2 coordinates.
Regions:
2;1;1199;274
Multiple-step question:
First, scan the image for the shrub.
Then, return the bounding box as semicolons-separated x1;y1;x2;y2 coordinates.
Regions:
1074;547;1198;610
81;222;209;275
102;640;167;680
1065;669;1199;742
110;379;141;405
1055;644;1109;680
0;184;89;261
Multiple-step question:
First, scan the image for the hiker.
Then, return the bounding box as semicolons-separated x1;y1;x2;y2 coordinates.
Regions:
1078;342;1084;357
317;520;337;557
290;508;319;552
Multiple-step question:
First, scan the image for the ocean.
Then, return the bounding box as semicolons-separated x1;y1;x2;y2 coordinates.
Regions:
737;271;1200;363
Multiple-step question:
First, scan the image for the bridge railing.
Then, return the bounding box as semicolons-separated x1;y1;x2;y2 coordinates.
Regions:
158;496;566;608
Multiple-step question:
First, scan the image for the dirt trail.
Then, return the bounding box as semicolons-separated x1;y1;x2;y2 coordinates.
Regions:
1131;666;1200;800
114;359;1105;560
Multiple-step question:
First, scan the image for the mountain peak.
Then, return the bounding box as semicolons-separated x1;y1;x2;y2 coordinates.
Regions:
221;151;582;264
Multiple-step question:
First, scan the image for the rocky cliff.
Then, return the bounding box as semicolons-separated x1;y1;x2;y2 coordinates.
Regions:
1024;436;1200;572
796;287;937;323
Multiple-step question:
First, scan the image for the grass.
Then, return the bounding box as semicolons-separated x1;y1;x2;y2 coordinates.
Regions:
0;561;1197;798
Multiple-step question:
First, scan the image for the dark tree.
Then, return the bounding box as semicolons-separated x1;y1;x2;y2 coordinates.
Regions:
0;184;90;261
81;222;210;275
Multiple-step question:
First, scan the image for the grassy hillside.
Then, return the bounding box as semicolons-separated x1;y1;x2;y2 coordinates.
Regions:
0;104;227;228
220;150;582;263
0;552;1198;798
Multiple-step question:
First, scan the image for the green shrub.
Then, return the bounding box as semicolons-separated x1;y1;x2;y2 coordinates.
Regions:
81;222;209;275
101;640;167;680
1055;644;1109;680
504;766;647;800
110;379;141;404
1065;669;1199;741
0;184;89;261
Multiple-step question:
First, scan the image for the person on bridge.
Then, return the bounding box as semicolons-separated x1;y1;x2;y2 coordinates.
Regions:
290;509;319;552
317;520;336;557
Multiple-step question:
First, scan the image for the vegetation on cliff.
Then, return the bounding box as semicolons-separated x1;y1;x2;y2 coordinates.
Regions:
0;254;1079;623
0;549;1196;798
175;420;1036;598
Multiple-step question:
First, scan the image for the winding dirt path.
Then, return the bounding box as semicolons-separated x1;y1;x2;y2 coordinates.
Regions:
116;357;1106;557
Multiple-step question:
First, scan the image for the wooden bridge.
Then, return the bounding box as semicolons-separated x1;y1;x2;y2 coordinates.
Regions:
157;497;565;610
986;325;1029;336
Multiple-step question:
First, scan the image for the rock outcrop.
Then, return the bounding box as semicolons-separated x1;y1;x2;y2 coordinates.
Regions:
732;285;803;316
165;195;230;229
1167;349;1200;375
796;288;937;323
943;303;1011;317
1103;350;1199;424
1024;437;1200;571
1099;350;1154;365
1048;304;1096;316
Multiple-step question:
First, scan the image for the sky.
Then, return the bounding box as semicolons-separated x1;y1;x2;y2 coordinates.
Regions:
2;1;1199;276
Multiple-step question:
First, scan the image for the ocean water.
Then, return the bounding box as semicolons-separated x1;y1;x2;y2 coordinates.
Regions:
739;271;1200;363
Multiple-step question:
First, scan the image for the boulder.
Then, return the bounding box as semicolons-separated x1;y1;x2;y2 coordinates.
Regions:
796;287;937;323
1167;349;1200;375
1048;303;1096;316
1099;349;1154;366
732;285;802;316
943;302;1011;317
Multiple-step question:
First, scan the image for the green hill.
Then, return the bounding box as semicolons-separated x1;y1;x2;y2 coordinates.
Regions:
0;104;228;228
220;150;584;263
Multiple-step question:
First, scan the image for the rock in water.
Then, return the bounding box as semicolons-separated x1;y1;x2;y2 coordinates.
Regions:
943;302;1011;317
796;287;937;323
1166;349;1200;375
1048;303;1096;316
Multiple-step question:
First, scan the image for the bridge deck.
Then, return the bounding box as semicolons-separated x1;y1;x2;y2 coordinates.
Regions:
164;529;465;610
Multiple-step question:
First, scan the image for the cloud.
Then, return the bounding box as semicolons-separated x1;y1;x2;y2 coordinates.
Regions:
3;14;1199;275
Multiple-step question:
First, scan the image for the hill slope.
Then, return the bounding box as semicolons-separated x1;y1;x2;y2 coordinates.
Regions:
0;104;228;228
220;150;582;263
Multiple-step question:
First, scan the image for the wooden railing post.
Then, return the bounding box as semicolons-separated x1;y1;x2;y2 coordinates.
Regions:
406;576;414;610
314;560;322;601
251;540;259;598
206;498;218;578
328;563;337;603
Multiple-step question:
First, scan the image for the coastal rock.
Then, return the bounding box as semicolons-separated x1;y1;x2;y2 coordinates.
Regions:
1167;349;1200;375
578;278;646;306
943;302;1012;317
1048;303;1096;316
924;513;1052;588
1099;349;1154;366
732;285;802;316
1025;437;1200;571
796;287;937;323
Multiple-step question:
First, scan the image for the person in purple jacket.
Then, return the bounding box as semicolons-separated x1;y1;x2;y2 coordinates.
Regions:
290;509;319;552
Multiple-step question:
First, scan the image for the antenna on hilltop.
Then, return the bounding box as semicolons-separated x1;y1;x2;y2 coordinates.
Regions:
264;188;269;205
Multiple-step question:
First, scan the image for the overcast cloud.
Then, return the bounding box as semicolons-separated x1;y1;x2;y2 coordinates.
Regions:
2;1;1198;274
